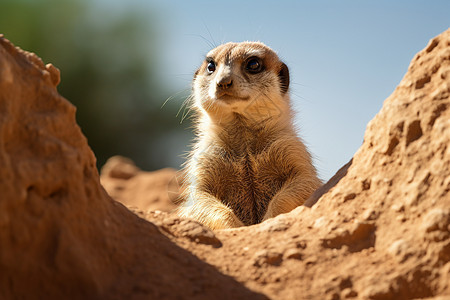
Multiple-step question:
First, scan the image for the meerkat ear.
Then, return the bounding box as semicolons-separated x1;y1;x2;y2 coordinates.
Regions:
278;63;290;94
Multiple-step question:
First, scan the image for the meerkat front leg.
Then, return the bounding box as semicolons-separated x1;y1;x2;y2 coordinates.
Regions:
262;178;319;221
178;192;244;230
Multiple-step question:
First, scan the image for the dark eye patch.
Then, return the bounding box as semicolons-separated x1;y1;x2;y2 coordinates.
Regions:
245;57;263;74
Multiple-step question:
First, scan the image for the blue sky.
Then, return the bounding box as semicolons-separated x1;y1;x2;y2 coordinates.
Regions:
124;0;449;180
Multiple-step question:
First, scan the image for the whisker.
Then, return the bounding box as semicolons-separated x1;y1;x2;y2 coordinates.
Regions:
161;88;190;109
202;21;217;48
180;98;194;124
185;34;215;49
176;96;190;118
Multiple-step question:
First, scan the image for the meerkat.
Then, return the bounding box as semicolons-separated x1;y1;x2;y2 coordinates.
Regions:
176;41;322;230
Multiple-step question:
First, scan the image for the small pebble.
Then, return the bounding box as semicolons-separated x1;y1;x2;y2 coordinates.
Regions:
422;208;450;233
341;288;358;298
253;250;283;266
284;248;303;260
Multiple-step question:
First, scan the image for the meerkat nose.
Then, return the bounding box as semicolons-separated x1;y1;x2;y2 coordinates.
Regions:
217;76;233;89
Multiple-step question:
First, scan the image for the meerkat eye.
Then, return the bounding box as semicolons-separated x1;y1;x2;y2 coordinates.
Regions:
245;57;263;73
206;61;216;74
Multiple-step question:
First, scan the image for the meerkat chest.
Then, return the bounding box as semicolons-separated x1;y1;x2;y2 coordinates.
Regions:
197;145;292;224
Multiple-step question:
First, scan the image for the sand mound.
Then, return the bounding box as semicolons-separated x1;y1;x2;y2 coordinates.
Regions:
0;28;449;299
100;155;180;212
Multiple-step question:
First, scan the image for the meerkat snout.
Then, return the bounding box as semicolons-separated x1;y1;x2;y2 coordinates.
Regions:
216;76;232;89
213;65;235;99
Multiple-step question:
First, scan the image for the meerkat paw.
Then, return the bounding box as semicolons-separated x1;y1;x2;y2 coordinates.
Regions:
262;206;276;222
204;210;244;230
176;196;244;230
262;196;303;222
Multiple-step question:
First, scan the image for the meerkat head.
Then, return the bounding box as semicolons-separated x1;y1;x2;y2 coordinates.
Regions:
192;42;290;124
